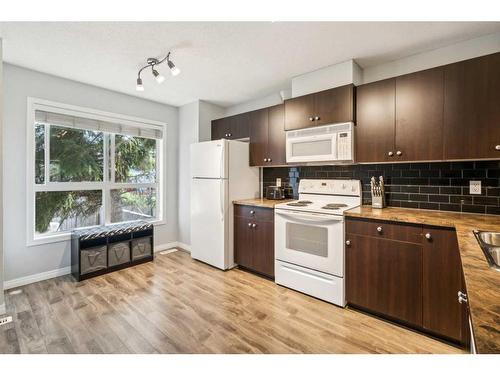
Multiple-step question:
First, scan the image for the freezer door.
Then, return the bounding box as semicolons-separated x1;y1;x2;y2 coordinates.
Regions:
190;139;227;179
190;178;228;269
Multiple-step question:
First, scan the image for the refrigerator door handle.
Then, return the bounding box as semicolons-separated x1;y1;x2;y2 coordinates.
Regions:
219;178;224;220
219;140;224;179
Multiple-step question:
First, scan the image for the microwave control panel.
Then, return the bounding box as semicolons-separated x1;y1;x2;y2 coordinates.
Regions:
337;130;352;161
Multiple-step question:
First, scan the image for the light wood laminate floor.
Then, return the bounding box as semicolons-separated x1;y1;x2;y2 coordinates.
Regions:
0;250;466;354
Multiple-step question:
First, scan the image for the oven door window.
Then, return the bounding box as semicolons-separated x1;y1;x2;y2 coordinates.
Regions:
286;222;328;257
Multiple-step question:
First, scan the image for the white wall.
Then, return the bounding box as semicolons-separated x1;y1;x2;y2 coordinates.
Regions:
224;32;500;118
224;92;283;117
2;63;179;285
177;100;225;248
198;100;225;142
177;101;199;248
0;40;4;313
292;60;362;97
363;31;500;83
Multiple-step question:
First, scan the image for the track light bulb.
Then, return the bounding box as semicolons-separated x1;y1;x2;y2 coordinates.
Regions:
168;60;181;76
136;77;144;91
152;68;165;84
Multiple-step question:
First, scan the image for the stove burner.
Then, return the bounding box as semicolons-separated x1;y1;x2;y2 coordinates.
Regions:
287;200;312;207
322;203;349;210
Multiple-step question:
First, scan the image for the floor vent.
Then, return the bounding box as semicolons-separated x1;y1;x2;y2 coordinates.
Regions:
159;249;178;256
0;316;13;326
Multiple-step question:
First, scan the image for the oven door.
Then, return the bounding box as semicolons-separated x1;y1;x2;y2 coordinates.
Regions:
286;133;337;163
275;209;344;277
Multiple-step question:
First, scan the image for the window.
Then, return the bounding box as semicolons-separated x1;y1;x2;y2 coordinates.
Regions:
27;98;165;244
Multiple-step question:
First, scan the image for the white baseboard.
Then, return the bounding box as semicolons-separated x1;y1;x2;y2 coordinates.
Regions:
0;303;5;315
154;241;191;253
4;266;71;290
176;241;191;252
3;242;190;290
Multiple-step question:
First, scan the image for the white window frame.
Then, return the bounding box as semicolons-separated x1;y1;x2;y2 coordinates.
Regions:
26;97;167;246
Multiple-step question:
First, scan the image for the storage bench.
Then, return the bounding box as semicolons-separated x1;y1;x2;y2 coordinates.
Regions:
71;221;154;281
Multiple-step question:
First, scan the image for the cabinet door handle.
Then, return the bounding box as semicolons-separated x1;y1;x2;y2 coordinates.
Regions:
376;226;383;233
228;133;232;137
248;223;252;227
496;145;500;151
268;158;272;162
388;151;394;157
309;117;314;121
396;150;402;156
251;223;257;228
314;116;320;121
425;233;432;240
345;240;351;246
458;291;468;304
250;210;255;215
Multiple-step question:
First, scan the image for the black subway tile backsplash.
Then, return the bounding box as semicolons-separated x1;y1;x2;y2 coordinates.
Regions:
263;160;500;215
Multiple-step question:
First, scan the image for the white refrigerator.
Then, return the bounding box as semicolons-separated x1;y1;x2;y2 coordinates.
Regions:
190;139;259;270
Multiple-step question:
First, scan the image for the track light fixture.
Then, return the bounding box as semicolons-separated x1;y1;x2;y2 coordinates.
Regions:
136;51;180;91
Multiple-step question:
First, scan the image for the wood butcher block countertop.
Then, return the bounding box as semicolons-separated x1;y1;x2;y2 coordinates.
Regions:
233;198;293;209
345;205;500;354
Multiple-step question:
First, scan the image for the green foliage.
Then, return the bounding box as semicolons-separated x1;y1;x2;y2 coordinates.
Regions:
35;125;157;234
50;126;103;182
35;190;102;233
115;135;156;183
110;188;156;223
35;124;45;184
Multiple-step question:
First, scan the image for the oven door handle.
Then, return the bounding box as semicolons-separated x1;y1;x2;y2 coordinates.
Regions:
275;210;343;224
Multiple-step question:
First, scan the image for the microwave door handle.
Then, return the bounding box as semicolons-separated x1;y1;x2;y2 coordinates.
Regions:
276;211;343;224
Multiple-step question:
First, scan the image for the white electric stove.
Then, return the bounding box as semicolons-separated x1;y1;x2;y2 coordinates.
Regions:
274;179;362;306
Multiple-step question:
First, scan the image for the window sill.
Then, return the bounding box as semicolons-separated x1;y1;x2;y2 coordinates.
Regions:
27;219;166;247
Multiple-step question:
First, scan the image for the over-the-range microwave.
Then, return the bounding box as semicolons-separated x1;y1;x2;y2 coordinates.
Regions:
286;122;354;164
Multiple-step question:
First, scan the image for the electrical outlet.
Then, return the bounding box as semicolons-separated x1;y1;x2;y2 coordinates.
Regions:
469;181;482;195
276;178;281;187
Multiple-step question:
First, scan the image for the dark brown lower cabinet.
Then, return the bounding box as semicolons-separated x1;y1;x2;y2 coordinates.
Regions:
422;227;469;344
234;205;274;278
346;218;468;346
346;234;423;327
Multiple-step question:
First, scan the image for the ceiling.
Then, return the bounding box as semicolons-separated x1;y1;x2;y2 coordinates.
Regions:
1;22;499;108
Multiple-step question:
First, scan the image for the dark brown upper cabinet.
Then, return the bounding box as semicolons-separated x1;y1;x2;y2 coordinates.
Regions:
211;117;231;140
249;104;286;166
267;104;287;165
232;112;250;139
356;78;396;163
284;84;355;131
443;52;500;160
211;112;250;140
395;67;444;162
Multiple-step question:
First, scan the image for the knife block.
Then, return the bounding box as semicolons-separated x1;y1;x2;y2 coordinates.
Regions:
371;194;385;209
371;184;386;209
